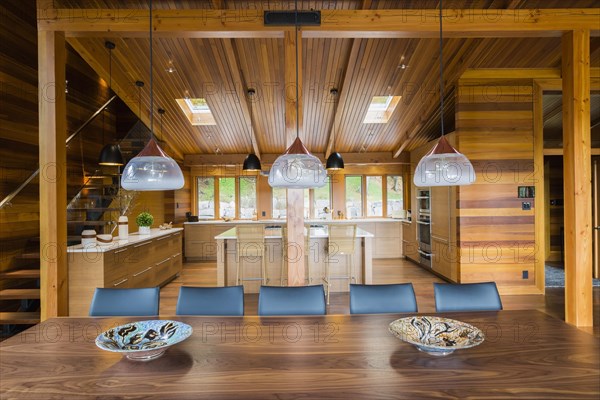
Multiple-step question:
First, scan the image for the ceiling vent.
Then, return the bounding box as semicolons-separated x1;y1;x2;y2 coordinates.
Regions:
263;11;321;26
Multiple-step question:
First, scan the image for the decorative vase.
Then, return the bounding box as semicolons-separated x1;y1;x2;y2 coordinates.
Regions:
118;216;129;240
138;226;151;235
81;229;96;246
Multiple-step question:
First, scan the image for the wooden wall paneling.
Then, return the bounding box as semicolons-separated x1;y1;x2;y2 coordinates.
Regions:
38;29;68;320
562;30;593;327
456;77;538;293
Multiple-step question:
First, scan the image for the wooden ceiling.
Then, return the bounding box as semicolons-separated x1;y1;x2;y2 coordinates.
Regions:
52;0;600;161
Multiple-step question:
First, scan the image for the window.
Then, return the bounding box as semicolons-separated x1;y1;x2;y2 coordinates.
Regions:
313;182;331;218
387;175;404;217
197;177;215;218
239;177;257;219
366;176;383;217
345;176;363;218
175;97;216;125
304;189;310;219
363;95;402;123
219;177;235;218
272;187;287;219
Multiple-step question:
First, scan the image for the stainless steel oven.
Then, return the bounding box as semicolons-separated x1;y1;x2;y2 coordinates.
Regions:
417;188;432;267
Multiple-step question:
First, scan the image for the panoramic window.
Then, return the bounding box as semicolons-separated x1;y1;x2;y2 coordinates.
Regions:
239;176;257;219
272;187;287;219
196;177;215;218
345;176;363;218
218;177;235;218
387;175;404;217
366;176;383;217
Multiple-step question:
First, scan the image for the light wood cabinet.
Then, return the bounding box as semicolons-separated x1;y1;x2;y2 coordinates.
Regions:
68;229;183;316
185;223;231;260
402;221;419;262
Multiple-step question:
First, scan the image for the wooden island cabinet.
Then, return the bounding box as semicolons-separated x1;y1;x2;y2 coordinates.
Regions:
67;228;183;316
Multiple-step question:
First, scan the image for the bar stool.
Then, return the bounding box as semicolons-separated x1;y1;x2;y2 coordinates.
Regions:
280;225;311;285
323;224;357;304
236;225;267;285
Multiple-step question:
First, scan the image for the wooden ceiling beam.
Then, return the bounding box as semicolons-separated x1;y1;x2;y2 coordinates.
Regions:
38;9;600;38
184;151;409;167
284;29;302;146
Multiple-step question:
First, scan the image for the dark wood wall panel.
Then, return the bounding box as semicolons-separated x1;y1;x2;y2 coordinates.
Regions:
456;80;536;288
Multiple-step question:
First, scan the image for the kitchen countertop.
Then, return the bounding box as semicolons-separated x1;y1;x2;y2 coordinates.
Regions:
66;228;183;253
185;218;408;225
215;226;374;240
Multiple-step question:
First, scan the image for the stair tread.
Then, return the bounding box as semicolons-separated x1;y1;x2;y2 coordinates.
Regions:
67;220;112;225
0;312;40;325
0;269;40;279
16;253;40;259
0;289;41;300
68;207;119;212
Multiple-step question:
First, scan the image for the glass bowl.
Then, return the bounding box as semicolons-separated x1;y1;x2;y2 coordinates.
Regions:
96;320;192;361
389;316;484;356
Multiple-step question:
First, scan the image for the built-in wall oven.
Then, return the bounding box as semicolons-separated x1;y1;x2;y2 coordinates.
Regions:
416;189;432;268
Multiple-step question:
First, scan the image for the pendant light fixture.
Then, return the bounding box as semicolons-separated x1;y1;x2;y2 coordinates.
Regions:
268;0;326;189
326;88;344;171
242;88;262;172
413;0;475;187
121;0;184;191
98;41;124;166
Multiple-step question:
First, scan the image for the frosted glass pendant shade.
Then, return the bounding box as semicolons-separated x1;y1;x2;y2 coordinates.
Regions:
268;137;326;189
121;138;184;191
413;136;476;187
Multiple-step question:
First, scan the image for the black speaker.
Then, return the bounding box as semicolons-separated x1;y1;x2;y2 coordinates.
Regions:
264;11;321;26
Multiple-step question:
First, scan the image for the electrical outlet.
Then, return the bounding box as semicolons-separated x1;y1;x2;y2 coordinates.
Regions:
522;270;529;279
262;211;266;217
522;202;531;210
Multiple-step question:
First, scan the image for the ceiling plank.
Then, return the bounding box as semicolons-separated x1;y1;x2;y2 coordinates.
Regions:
38;9;600;38
222;39;260;158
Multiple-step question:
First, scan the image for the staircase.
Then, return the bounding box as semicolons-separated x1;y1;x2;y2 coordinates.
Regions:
0;97;147;335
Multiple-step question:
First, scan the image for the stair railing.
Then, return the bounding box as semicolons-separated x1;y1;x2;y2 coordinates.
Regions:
0;95;117;209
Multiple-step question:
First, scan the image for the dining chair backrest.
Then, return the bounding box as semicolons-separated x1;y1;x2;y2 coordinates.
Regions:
237;225;265;257
328;224;356;255
258;285;326;316
89;287;160;316
349;283;418;314
176;286;244;316
433;282;503;312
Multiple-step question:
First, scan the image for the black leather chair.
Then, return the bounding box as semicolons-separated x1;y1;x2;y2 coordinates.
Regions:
176;286;244;316
258;285;326;316
433;282;503;312
89;287;160;316
349;283;418;314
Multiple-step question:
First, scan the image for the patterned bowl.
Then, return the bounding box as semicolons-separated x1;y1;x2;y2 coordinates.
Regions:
96;320;193;361
389;316;484;356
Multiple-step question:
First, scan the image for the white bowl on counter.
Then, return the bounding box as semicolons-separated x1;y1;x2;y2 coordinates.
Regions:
96;234;114;246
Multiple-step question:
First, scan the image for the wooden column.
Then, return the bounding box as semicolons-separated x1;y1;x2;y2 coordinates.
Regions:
284;29;305;286
533;82;546;295
562;30;592;327
38;30;68;319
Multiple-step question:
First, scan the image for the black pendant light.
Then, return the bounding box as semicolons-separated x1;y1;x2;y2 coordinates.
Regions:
98;40;124;166
242;88;262;172
326;88;344;171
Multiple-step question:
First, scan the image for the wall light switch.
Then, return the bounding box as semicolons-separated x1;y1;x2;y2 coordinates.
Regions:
522;270;529;279
262;211;266;217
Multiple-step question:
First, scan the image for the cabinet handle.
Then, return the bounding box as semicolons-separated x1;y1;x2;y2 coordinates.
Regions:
134;241;152;248
113;278;128;287
133;266;153;277
172;252;182;258
156;235;171;241
155;257;171;266
115;248;128;254
173;232;181;236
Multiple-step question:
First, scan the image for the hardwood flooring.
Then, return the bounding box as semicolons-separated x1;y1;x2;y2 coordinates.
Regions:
161;258;600;336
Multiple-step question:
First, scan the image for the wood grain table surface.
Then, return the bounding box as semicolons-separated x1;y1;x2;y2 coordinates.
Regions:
1;310;598;399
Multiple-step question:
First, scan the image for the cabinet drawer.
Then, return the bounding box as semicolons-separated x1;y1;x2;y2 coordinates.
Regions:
106;274;130;288
170;252;183;276
130;264;156;287
104;246;133;283
374;237;401;258
153;234;173;258
153;255;173;285
376;222;401;238
128;239;154;269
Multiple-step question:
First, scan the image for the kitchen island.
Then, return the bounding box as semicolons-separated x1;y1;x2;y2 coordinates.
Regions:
215;226;374;293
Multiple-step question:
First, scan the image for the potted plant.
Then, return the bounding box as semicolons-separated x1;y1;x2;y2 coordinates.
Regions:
136;211;154;235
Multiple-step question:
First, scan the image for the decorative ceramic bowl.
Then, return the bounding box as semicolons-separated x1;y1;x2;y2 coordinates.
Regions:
96;320;193;361
96;234;114;246
389;316;484;356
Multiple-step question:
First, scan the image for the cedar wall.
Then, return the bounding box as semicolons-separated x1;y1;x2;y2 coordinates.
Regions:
455;79;537;290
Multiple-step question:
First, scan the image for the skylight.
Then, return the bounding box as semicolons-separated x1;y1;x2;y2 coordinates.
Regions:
176;98;216;125
363;95;401;123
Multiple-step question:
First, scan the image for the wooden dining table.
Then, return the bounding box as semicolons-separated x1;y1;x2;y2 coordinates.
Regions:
1;310;598;399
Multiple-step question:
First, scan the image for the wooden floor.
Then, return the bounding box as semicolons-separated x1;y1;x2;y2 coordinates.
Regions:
161;258;600;336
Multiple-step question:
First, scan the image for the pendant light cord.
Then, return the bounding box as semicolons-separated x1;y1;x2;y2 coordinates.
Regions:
248;89;254;153
439;0;445;137
149;0;154;140
295;0;299;140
